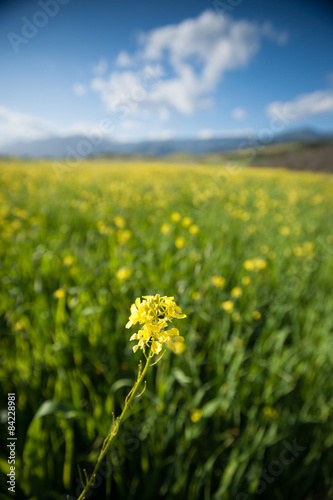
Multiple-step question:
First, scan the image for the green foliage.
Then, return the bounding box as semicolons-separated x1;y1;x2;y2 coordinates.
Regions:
0;161;332;500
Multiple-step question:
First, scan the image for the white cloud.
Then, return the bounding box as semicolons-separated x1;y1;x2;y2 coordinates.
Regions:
197;128;253;139
116;51;133;67
0;107;114;147
72;83;87;96
267;90;333;121
0;106;56;147
92;10;286;118
232;107;246;120
93;58;108;76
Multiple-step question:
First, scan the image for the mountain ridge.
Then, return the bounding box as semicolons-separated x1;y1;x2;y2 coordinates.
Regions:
1;128;332;158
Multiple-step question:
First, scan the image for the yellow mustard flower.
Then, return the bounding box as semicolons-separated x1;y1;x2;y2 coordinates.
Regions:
241;276;251;286
263;406;277;418
222;300;234;313
252;310;261;320
54;289;66;299
279;225;290;236
114;215;126;228
97;221;112;235
189;224;199;235
171;212;181;222
126;294;186;355
117;267;132;280
182;216;192;228
191;409;202;423
293;246;303;257
12;321;24;332
175;237;186;249
211;275;226;288
174;341;186;354
117;229;132;244
231;286;242;298
63;255;74;267
161;223;171;234
243;259;254;271
243;258;267;272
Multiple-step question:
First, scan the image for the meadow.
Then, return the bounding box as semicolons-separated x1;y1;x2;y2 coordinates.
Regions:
0;160;332;500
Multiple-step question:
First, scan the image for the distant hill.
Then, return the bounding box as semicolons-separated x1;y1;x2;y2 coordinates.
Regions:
0;127;332;159
196;140;333;173
0;134;251;158
249;141;333;173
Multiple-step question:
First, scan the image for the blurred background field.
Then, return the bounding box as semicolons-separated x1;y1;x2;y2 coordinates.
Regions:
0;160;332;500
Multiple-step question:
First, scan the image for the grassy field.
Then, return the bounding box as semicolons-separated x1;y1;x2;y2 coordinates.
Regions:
0;160;332;500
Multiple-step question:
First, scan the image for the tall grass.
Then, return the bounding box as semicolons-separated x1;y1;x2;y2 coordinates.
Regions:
0;161;332;499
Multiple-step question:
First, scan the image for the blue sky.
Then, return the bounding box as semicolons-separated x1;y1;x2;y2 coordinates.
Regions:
0;0;333;146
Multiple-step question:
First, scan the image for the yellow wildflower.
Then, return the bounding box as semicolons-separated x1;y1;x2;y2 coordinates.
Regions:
174;341;186;354
189;224;199;235
117;267;132;280
231;287;242;298
243;259;254;271
279;226;290;236
192;291;201;301
97;221;112;235
12;321;24;331
252;310;261;320
263;406;277;418
243;258;267;272
114;216;126;228
117;229;132;244
182;217;192;227
222;300;234;313
191;409;202;423
54;289;66;299
126;294;186;355
211;275;226;288
304;241;314;252
63;255;74;267
171;212;181;222
161;223;171;234
293;246;303;257
175;237;185;249
241;276;251;286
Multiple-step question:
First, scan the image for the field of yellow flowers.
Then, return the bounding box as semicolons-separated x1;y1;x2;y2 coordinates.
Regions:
0;160;332;500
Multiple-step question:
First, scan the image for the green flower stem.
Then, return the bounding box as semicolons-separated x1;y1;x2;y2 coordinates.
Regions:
76;347;153;500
